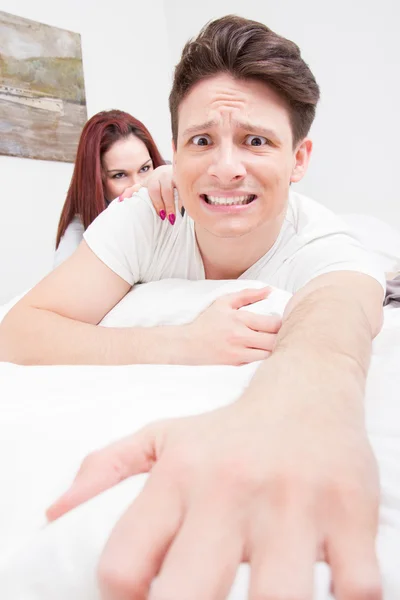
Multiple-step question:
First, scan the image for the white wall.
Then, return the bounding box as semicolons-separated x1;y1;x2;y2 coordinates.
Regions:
165;0;400;223
0;0;172;303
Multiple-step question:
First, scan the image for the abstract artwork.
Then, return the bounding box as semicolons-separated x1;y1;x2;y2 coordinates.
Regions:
0;11;87;163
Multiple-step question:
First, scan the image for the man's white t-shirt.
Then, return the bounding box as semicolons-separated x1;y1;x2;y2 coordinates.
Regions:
83;188;385;294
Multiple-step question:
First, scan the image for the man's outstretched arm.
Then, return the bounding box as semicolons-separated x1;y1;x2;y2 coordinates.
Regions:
249;269;383;395
47;270;384;600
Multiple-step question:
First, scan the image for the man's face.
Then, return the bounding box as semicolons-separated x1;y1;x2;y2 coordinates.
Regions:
173;73;311;239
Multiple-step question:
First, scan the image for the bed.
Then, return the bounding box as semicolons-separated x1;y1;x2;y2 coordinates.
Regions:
0;212;400;599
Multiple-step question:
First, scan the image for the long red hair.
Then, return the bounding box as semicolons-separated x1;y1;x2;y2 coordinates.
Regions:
56;110;165;248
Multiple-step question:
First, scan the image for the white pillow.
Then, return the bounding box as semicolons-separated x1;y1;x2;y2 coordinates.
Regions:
100;279;291;329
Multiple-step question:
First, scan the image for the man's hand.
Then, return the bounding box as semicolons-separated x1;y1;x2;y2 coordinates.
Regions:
183;287;281;365
118;165;177;224
47;375;381;600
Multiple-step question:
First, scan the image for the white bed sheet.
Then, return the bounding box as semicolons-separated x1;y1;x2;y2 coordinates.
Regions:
0;280;399;599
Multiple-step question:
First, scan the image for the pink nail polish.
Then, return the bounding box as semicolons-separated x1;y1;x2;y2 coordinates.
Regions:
168;213;176;225
159;209;166;220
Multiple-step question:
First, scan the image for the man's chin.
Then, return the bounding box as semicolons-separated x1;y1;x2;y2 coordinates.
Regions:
203;223;253;239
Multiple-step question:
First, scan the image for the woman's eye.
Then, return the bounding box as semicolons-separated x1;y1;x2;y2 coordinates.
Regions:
139;164;151;173
245;135;268;147
112;172;125;179
191;134;212;146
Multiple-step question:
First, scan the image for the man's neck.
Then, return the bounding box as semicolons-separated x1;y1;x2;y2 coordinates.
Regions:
195;214;286;280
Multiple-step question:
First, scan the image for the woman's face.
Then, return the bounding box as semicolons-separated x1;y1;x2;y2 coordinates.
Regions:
102;134;154;201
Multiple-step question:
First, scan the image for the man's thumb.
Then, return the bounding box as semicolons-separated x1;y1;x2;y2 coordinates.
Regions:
46;423;160;522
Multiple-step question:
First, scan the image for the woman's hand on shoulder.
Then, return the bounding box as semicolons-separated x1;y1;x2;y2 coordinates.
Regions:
118;165;177;225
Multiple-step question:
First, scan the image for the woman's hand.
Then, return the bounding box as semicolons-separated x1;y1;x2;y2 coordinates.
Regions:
118;165;177;225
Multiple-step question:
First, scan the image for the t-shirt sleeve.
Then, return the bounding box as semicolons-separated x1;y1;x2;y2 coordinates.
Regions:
283;228;386;295
83;191;157;286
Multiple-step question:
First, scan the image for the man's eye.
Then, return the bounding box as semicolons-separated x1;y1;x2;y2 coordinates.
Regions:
245;135;268;147
192;135;212;146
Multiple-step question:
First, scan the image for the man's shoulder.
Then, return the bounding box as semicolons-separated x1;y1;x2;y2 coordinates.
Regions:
88;187;173;240
107;187;157;218
276;192;385;293
85;186;191;259
286;190;348;239
107;188;188;234
82;187;195;285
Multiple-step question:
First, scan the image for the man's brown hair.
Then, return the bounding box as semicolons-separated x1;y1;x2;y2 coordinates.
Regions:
169;15;320;147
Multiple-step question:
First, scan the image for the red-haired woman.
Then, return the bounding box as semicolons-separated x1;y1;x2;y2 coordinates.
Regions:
54;110;167;266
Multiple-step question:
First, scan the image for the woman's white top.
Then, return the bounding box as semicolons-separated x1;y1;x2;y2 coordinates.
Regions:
54;216;84;268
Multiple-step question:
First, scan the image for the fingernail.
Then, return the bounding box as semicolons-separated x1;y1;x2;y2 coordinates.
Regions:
159;209;166;220
168;213;176;225
118;196;123;202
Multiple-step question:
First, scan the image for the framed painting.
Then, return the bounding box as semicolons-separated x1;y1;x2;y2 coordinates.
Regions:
0;11;87;163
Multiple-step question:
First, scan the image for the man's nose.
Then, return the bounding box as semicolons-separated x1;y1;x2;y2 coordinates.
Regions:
207;144;246;183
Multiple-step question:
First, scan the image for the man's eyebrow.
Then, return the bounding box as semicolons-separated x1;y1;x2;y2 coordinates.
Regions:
181;120;281;142
181;120;218;137
235;121;281;141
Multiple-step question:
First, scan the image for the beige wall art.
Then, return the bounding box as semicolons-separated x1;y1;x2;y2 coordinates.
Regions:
0;11;87;162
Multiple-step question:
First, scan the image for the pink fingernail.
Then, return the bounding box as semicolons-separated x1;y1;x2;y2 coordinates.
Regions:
118;196;123;202
168;213;176;225
159;209;166;220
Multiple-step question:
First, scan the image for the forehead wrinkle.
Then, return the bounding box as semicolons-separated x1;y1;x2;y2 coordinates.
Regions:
210;97;245;113
181;109;238;137
207;107;243;130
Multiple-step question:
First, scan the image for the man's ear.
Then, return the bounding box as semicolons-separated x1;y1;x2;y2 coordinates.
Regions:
290;138;312;183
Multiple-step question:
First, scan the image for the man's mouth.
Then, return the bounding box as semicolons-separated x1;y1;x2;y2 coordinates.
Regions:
201;194;257;206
